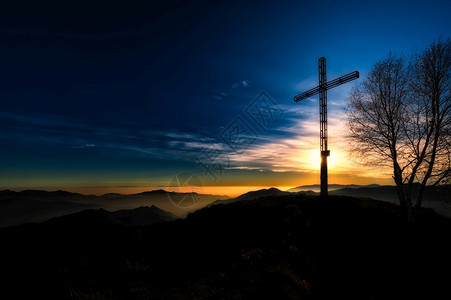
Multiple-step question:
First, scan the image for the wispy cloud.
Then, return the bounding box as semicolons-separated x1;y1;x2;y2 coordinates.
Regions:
213;91;230;100
72;143;96;149
211;101;380;178
0;111;219;161
232;80;250;88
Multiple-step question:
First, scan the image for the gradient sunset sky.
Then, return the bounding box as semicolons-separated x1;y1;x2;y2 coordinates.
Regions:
0;0;450;196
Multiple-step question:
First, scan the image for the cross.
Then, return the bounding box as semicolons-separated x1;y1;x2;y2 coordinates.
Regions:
294;57;359;198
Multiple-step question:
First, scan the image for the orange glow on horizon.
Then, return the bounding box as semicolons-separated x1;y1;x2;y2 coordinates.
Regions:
12;176;395;198
166;186;297;198
58;186;298;198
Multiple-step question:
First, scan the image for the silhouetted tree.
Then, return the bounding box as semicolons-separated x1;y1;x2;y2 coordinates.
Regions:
346;39;451;222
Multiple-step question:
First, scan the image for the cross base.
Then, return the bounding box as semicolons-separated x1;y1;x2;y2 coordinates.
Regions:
320;150;330;199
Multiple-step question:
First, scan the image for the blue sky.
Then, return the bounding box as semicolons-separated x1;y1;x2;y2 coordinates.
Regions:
0;0;450;195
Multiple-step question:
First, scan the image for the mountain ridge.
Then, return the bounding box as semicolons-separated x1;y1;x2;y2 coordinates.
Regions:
210;187;290;206
44;205;177;227
288;183;383;192
0;189;229;228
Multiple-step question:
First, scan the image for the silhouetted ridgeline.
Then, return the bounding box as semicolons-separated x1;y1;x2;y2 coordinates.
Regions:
1;194;450;299
1;185;449;228
210;187;291;206
289;184;451;218
0;189;229;228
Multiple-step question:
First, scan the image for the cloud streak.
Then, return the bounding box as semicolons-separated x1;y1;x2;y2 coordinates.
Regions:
0;111;220;162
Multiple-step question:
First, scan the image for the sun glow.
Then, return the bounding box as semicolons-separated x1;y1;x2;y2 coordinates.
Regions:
308;148;338;171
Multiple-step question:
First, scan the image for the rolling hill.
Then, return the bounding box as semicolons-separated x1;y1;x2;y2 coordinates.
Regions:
1;194;450;299
0;189;229;228
210;187;290;205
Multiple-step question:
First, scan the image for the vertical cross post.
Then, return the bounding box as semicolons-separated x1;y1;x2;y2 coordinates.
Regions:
319;57;329;199
294;58;359;200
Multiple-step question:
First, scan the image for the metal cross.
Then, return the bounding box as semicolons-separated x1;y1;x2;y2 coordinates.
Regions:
294;57;359;198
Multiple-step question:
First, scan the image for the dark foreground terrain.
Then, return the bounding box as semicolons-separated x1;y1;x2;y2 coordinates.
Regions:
1;194;451;299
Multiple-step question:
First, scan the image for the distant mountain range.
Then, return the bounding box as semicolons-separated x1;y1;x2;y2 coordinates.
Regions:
288;184;382;193
212;184;450;218
45;205;177;227
211;185;388;207
1;184;450;228
0;189;229;228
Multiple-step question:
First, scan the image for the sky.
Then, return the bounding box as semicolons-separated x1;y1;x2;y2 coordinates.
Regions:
0;0;450;196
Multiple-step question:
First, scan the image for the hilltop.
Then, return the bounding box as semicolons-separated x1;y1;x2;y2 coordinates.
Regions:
1;194;450;299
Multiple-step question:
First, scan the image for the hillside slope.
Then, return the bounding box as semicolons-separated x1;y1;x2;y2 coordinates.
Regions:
1;194;450;299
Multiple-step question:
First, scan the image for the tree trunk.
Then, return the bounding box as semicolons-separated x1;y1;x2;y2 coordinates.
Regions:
406;200;415;223
404;181;416;223
415;181;427;214
393;162;413;223
395;183;409;223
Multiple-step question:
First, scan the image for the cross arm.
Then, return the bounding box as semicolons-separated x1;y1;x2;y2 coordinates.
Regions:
326;71;359;91
294;70;359;102
294;86;320;102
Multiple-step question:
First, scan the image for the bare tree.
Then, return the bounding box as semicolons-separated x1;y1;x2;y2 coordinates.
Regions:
346;39;451;222
407;40;451;208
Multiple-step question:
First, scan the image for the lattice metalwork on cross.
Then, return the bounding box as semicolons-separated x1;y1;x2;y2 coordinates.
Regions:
294;57;359;198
